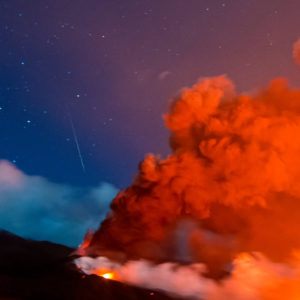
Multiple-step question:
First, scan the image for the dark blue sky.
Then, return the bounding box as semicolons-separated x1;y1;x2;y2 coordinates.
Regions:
1;0;300;189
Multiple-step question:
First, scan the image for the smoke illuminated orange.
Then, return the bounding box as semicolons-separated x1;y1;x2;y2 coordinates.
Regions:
77;41;300;299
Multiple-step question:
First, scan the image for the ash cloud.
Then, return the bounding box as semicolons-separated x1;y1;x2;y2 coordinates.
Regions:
77;39;300;298
0;160;118;246
86;74;300;277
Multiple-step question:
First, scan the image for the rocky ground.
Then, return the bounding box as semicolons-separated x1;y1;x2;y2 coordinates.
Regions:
0;230;179;300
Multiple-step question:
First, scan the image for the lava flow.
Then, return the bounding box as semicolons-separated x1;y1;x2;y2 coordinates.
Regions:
76;38;300;300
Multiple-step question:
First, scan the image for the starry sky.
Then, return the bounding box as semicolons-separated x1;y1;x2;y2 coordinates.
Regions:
1;0;300;188
1;1;300;244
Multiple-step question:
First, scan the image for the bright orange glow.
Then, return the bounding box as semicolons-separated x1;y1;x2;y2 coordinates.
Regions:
92;268;118;280
101;272;114;280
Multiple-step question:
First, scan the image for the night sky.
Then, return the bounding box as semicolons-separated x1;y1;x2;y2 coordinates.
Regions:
1;0;300;245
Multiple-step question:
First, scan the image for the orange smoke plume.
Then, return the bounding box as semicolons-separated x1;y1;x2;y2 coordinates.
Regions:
84;74;300;279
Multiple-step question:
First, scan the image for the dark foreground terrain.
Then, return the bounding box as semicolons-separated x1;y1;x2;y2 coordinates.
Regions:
0;230;178;300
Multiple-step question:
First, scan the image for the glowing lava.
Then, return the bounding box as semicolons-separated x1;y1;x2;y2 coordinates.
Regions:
101;272;114;280
93;267;117;280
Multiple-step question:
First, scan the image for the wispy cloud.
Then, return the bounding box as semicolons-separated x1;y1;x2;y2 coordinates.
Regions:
0;160;118;246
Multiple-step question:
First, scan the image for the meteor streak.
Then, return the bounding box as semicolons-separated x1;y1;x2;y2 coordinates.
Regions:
67;108;86;173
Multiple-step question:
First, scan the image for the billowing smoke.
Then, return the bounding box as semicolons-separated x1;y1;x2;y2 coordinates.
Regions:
0;160;118;246
77;43;300;298
85;75;300;268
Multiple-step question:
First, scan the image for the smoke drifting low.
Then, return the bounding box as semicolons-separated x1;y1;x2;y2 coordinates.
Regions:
0;160;118;246
76;252;300;300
